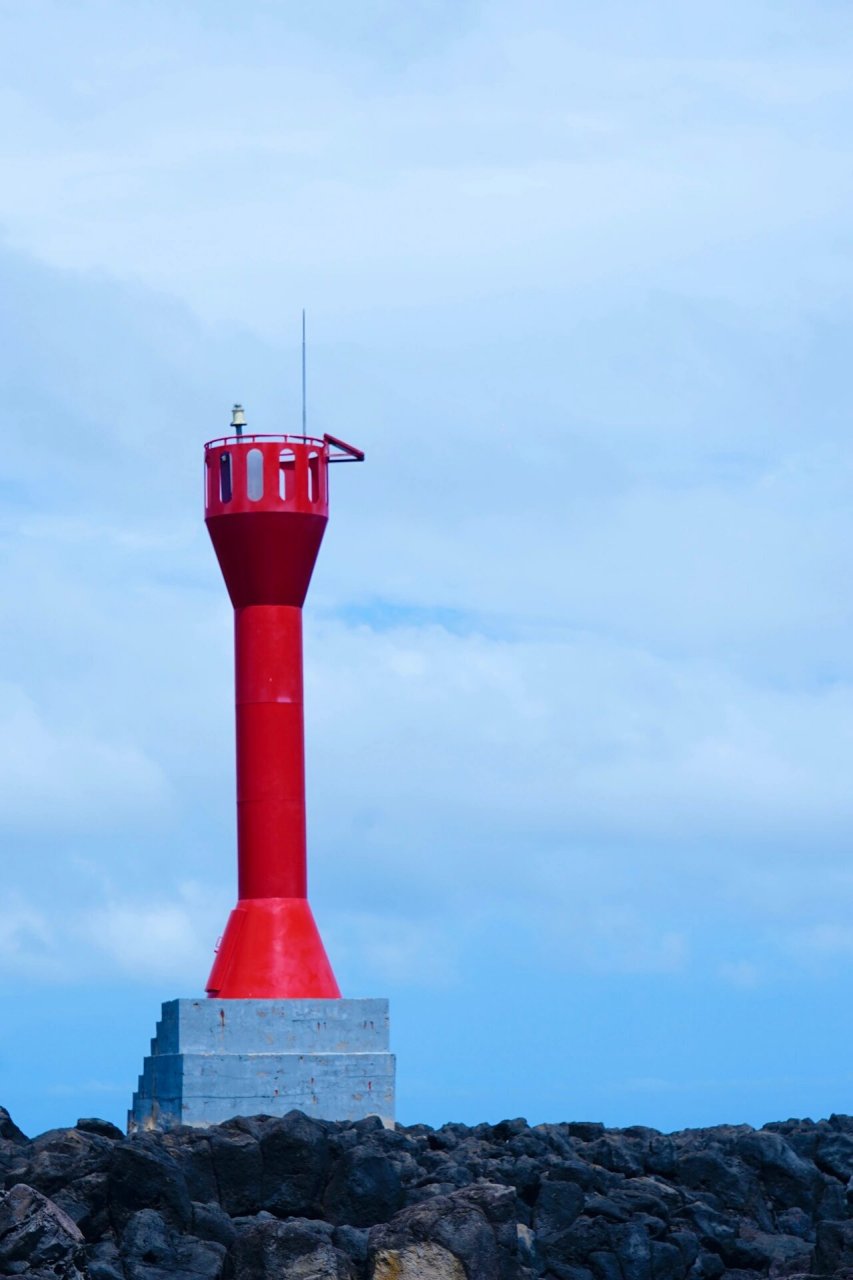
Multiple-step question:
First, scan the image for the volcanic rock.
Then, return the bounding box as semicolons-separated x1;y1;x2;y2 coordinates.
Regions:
1;1105;852;1277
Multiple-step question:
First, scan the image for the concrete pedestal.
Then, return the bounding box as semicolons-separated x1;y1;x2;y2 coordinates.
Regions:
129;998;395;1132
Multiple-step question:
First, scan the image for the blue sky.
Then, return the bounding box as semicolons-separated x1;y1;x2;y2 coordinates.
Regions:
2;0;853;1136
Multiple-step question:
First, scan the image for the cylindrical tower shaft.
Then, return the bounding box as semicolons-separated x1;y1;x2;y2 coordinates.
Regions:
235;604;306;900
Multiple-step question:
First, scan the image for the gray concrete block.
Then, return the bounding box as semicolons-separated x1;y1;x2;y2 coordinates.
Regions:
154;997;390;1055
130;997;395;1132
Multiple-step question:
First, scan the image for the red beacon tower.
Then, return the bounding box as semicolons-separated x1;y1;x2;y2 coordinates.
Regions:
203;411;363;999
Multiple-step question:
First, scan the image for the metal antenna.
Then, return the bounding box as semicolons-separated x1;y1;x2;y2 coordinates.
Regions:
301;309;307;436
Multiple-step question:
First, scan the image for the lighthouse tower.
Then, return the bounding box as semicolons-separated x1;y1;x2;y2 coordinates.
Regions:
130;410;395;1131
204;426;359;999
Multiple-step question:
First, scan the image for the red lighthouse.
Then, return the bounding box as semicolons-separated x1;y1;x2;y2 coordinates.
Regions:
204;418;363;999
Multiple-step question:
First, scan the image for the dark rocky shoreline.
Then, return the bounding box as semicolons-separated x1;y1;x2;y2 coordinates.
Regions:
2;1104;853;1278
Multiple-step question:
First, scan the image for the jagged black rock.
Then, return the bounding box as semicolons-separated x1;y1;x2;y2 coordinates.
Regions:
1;1104;852;1278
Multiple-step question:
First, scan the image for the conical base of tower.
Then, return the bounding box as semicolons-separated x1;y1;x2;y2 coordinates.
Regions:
206;898;341;999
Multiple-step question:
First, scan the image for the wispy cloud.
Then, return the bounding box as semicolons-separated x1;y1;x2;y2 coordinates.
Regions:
0;683;170;832
79;884;224;985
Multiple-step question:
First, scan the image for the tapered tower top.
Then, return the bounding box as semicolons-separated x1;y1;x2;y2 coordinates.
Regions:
204;432;363;608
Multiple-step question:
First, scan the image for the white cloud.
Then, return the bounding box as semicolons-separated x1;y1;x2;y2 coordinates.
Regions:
0;2;852;328
0;895;60;980
1;253;851;987
78;882;226;984
306;620;853;851
718;960;762;989
786;924;853;962
0;683;170;832
325;910;460;989
0;881;227;987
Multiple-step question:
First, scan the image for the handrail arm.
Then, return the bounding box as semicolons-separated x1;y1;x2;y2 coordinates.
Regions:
324;433;365;463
